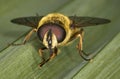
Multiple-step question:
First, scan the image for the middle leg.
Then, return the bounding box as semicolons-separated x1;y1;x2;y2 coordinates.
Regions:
77;28;91;61
70;28;91;61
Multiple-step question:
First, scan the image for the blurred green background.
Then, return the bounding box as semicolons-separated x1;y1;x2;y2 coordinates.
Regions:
0;0;120;79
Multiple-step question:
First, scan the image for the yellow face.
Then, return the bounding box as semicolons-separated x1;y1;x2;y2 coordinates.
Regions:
43;29;58;49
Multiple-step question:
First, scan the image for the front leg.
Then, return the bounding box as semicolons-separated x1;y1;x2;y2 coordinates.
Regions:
39;47;58;67
39;47;47;67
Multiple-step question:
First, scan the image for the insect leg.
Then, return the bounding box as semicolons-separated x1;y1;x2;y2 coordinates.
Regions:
49;47;58;60
45;52;56;62
39;47;58;67
11;29;37;46
77;28;91;61
54;47;58;56
39;47;47;67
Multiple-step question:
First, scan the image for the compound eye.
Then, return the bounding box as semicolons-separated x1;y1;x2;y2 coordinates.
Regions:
37;23;66;43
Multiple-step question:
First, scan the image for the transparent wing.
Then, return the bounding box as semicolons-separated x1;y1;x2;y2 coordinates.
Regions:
69;16;111;28
11;16;43;28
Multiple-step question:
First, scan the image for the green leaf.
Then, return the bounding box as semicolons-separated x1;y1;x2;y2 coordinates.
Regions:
0;0;120;79
73;33;120;79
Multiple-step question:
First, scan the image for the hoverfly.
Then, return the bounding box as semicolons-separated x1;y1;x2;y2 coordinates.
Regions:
11;13;110;67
